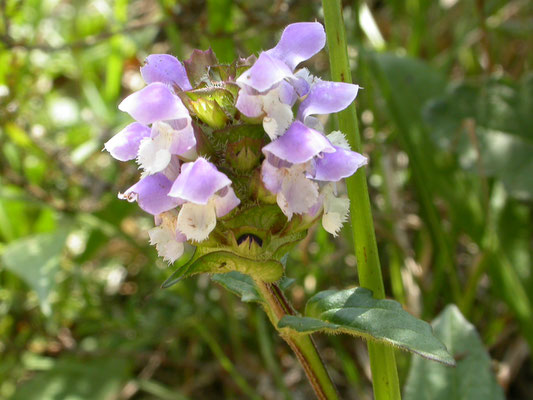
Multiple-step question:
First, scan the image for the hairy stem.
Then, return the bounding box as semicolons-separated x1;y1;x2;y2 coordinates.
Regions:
255;280;339;400
321;0;402;399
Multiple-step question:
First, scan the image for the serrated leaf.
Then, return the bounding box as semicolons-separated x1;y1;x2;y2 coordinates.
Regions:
403;305;504;400
162;249;283;288
1;229;69;315
278;287;455;365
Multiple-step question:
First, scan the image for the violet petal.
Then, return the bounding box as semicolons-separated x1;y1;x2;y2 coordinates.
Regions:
214;187;240;217
313;147;368;181
262;121;335;164
120;173;181;215
141;54;192;91
168;158;232;204
104;122;150;161
298;81;359;122
261;159;284;194
277;164;319;220
265;22;326;71
236;52;293;93
118;82;189;125
167;119;196;155
236;89;263;118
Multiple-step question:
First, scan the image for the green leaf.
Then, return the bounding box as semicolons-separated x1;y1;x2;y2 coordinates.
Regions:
424;74;533;200
278;287;455;365
11;356;129;400
211;271;295;303
370;52;447;127
162;249;284;288
403;305;504;400
211;271;262;303
1;229;69;315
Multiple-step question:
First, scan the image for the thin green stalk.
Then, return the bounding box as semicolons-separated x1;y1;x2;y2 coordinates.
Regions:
255;308;293;400
365;59;461;311
195;323;261;400
321;1;401;399
255;281;339;400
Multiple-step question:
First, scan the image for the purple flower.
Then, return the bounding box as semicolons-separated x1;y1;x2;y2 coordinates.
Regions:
235;22;326;139
111;55;197;176
235;22;360;142
107;20;369;265
168;158;240;242
261;121;366;232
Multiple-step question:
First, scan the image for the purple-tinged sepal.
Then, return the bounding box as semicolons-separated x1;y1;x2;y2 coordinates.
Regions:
184;48;218;87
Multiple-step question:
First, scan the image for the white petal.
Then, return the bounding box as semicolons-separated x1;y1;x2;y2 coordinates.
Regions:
137;137;171;175
137;121;186;175
278;164;319;220
153;120;176;138
177;202;217;242
263;103;293;140
322;186;350;236
148;225;184;263
327;131;351;149
262;88;294;140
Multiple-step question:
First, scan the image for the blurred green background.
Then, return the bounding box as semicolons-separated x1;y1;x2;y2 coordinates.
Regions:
0;0;532;399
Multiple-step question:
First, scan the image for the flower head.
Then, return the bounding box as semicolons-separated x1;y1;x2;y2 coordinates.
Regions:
105;22;366;269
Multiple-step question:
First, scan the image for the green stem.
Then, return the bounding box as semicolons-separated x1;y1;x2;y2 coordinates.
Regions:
195;323;261;400
255;280;339;400
321;1;401;399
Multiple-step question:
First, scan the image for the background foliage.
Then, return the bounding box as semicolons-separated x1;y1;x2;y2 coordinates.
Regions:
0;0;532;398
